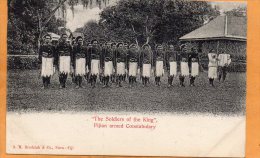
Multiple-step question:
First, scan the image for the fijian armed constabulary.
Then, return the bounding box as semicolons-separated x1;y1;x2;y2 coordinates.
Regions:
39;33;232;89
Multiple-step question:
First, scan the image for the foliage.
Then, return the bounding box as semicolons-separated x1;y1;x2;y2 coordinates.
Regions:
225;6;247;17
8;0;67;54
99;0;220;47
8;56;39;69
8;0;110;54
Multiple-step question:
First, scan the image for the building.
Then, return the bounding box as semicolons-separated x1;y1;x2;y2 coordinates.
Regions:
179;15;247;57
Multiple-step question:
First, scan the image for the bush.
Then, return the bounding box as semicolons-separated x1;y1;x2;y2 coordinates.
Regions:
8;56;39;70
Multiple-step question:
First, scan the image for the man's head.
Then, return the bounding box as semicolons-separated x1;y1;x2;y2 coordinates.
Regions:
169;44;174;51
124;43;129;49
117;43;123;49
91;39;98;47
76;36;83;46
43;34;51;44
156;45;163;51
87;43;93;48
111;43;117;50
61;33;68;43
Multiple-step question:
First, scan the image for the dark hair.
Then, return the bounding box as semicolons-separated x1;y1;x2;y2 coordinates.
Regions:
111;42;116;47
117;42;123;47
61;33;68;37
209;49;215;53
91;39;98;44
76;36;83;42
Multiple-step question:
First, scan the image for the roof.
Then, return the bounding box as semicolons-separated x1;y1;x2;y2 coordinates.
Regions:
179;15;247;41
47;32;60;41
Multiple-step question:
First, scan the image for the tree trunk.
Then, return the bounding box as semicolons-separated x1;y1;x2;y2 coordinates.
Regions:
145;36;150;45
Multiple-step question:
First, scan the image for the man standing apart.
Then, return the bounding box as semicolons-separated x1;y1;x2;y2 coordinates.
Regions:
56;33;72;89
218;51;231;82
38;34;55;89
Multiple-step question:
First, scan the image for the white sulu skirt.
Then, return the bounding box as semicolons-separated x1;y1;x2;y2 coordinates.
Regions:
208;66;218;79
41;57;54;77
191;62;199;77
156;61;164;77
142;64;151;77
91;59;100;75
169;61;177;76
75;58;86;76
181;62;189;76
104;61;113;76
129;62;138;77
117;62;126;75
59;56;71;74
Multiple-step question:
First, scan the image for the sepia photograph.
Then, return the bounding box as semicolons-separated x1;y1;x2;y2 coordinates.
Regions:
6;0;247;157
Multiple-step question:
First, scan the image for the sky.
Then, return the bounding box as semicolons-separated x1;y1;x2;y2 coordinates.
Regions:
64;1;247;32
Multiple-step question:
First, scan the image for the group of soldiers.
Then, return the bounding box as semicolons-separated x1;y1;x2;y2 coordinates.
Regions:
39;33;232;89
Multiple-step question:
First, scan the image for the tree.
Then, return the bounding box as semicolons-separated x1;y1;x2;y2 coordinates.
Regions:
225;6;247;17
8;0;110;54
100;0;219;47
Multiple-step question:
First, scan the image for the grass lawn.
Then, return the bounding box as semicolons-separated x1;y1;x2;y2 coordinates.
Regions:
7;70;246;115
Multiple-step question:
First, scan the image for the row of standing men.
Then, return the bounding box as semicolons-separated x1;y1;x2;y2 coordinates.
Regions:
39;33;231;89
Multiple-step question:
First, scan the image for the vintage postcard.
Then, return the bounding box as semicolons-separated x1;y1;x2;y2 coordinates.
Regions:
5;0;248;157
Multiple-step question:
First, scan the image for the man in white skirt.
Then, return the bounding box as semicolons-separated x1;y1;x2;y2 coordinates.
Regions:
208;50;218;87
56;33;72;89
38;34;55;89
89;39;101;88
72;36;87;88
102;42;114;87
127;43;139;87
165;44;177;87
218;51;231;82
115;43;127;87
154;45;165;86
140;44;153;87
188;48;199;86
178;50;189;87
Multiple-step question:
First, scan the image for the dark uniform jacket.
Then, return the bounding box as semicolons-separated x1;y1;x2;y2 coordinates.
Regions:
140;49;153;67
127;48;140;69
154;50;165;69
101;47;114;68
115;48;127;63
188;52;199;68
72;44;87;68
176;51;189;72
55;41;73;66
165;50;177;70
39;43;55;64
87;46;100;70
